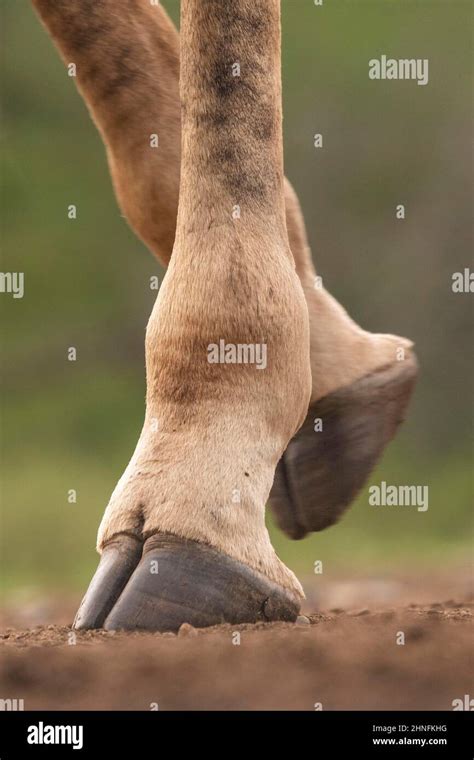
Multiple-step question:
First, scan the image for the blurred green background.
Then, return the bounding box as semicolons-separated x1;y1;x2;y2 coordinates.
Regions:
1;0;472;594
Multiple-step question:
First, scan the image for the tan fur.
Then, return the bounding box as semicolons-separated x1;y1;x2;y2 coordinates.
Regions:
32;0;414;408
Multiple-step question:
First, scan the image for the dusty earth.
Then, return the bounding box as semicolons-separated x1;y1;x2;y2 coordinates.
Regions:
0;569;472;711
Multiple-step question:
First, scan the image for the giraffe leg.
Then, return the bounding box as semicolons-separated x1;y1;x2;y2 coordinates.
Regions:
77;0;311;630
33;1;418;573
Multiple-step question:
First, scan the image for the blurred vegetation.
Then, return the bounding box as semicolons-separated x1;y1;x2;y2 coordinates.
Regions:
1;1;472;592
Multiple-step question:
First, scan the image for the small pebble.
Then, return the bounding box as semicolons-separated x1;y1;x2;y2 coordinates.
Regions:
178;623;198;638
162;632;175;638
295;615;310;627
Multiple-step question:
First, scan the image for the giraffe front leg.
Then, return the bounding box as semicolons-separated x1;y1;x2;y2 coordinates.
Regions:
74;0;311;632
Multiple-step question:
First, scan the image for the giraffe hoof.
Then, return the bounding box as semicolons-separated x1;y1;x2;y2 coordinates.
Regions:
100;533;300;632
269;352;419;539
73;534;143;630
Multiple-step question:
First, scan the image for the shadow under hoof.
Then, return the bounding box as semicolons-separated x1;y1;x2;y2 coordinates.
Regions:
269;353;419;539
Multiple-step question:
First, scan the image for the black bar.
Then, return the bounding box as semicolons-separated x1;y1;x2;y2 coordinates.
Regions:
0;711;472;757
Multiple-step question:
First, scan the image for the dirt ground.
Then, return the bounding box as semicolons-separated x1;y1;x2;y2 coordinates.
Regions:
1;569;472;711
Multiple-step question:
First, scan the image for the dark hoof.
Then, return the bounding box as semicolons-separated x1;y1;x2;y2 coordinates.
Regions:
73;535;142;629
269;354;419;539
103;534;301;632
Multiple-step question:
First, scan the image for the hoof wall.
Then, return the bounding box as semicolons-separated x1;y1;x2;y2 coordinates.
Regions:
73;534;142;630
103;534;301;632
270;354;419;539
